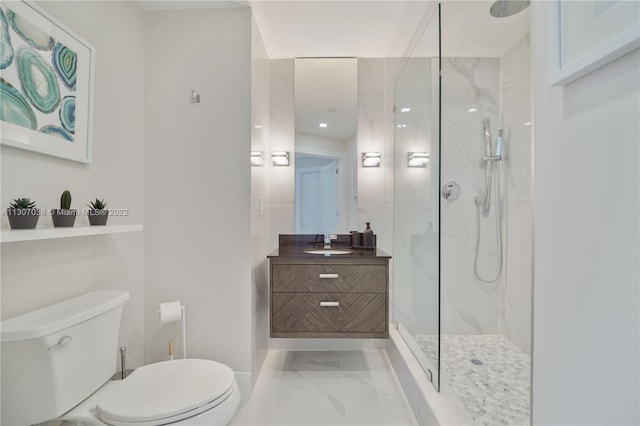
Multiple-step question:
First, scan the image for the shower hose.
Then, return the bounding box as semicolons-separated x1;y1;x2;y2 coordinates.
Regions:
474;162;503;284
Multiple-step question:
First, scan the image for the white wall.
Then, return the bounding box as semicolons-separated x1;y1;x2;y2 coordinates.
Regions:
1;0;146;368
251;13;270;388
144;8;253;396
532;2;639;424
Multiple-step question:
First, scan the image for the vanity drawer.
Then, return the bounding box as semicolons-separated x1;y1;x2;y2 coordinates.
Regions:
271;264;386;293
272;292;386;335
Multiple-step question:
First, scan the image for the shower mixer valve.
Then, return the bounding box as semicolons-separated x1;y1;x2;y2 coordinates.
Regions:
441;181;461;201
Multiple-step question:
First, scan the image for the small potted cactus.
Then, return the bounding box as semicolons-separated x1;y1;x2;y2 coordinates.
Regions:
86;198;109;226
51;190;76;227
7;197;39;229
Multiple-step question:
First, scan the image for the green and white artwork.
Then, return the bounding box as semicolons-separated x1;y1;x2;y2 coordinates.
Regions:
0;1;93;163
0;6;76;142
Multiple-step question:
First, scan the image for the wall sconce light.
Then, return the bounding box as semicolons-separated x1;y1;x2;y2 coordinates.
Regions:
271;151;290;166
362;152;381;167
408;152;430;167
251;151;264;166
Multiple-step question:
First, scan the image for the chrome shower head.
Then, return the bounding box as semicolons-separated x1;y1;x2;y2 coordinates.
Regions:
490;0;530;18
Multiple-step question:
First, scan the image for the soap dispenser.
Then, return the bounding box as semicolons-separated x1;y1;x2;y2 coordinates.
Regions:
362;222;375;247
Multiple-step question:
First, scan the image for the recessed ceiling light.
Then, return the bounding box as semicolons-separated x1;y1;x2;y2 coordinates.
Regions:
467;108;478;113
396;124;407;128
319;123;328;128
523;121;531;126
400;107;411;113
254;124;262;129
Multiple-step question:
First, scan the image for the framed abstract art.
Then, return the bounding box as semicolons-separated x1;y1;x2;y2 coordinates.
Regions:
0;0;95;163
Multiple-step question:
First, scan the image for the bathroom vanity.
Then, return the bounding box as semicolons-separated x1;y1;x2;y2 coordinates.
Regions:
267;235;391;338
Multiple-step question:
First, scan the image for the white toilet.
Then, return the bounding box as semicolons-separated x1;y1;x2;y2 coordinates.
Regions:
1;291;240;426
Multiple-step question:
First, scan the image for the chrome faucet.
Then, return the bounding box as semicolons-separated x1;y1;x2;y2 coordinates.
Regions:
324;234;331;249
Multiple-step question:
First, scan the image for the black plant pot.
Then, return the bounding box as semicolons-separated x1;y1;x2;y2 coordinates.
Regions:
88;209;109;226
7;208;39;229
51;209;77;227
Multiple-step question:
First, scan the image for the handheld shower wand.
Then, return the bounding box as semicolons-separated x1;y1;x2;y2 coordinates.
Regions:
483;118;492;157
474;118;504;284
482;119;493;216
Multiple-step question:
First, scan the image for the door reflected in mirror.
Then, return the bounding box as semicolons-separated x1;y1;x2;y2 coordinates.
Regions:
294;58;358;234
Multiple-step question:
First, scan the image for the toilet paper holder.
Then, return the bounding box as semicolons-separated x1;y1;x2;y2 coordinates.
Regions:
157;301;187;360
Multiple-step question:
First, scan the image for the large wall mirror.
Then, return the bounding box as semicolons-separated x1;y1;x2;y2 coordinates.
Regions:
294;58;358;234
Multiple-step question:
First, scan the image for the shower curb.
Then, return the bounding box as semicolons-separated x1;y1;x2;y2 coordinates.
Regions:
386;327;474;426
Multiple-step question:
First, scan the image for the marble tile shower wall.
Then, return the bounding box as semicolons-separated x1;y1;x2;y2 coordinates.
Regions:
441;47;532;357
357;58;404;255
393;57;439;335
500;35;532;355
441;57;502;336
357;58;405;320
268;59;295;249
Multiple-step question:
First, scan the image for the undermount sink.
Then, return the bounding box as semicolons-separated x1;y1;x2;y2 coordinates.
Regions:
304;248;353;255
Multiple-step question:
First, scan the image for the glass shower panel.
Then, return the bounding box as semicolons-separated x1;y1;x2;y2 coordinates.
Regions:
436;2;532;423
392;4;440;390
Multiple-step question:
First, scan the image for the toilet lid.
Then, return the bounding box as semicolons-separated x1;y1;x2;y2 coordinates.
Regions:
97;359;235;424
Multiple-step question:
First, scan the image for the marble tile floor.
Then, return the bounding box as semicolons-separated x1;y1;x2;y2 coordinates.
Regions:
415;334;530;426
231;350;417;426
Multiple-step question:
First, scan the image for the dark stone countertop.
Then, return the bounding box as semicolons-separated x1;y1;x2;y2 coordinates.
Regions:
267;234;391;259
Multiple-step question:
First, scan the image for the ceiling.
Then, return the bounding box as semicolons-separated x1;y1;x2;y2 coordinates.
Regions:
249;1;433;58
138;1;530;58
440;1;530;57
139;1;249;11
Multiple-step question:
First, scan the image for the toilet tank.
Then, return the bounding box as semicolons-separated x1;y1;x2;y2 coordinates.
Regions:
1;290;129;426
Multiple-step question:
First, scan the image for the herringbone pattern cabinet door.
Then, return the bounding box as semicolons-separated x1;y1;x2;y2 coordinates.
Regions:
272;264;386;293
272;292;385;333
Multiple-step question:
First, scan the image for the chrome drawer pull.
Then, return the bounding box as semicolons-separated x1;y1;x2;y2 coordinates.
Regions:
319;273;338;279
320;301;340;307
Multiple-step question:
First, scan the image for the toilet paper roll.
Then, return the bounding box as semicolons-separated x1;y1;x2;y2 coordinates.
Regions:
159;301;182;324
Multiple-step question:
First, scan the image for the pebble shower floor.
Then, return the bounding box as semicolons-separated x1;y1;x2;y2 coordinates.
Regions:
415;334;530;426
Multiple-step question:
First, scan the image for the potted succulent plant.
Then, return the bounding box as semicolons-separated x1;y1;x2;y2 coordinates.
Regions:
7;197;39;229
87;198;109;226
51;190;76;227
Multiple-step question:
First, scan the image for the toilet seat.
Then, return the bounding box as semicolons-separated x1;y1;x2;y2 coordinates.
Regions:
96;359;236;426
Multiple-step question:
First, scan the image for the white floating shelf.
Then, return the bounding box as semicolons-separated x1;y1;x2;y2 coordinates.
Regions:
1;224;143;243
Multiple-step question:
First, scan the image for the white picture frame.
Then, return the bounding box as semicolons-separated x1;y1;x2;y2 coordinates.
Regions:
548;0;640;86
0;0;95;163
